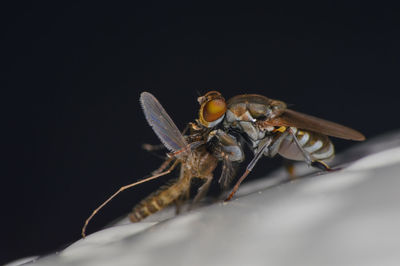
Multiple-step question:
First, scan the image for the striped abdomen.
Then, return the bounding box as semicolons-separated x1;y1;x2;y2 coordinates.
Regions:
278;128;335;162
129;176;190;222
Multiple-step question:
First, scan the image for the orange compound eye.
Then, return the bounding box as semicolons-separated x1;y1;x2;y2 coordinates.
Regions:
203;99;227;122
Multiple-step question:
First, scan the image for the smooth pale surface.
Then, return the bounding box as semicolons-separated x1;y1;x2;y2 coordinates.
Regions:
8;131;400;266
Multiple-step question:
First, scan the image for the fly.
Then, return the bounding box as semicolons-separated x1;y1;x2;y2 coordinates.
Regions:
196;91;365;201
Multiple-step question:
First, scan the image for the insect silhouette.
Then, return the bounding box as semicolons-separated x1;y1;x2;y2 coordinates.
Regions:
196;91;365;200
82;92;243;237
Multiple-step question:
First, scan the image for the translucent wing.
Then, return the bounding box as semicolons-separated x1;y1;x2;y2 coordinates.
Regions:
261;109;365;141
140;92;188;153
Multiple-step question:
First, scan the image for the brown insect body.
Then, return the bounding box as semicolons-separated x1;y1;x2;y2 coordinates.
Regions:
81;92;233;237
128;92;244;223
197;91;365;201
224;94;364;163
129;145;218;222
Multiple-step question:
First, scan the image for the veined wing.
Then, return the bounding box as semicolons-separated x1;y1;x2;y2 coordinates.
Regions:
262;109;365;141
140;92;188;153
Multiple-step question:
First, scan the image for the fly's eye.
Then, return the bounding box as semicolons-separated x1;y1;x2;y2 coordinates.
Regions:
203;99;227;122
198;91;226;127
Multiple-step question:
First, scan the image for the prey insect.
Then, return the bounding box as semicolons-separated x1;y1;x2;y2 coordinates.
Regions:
82;92;242;237
196;91;366;201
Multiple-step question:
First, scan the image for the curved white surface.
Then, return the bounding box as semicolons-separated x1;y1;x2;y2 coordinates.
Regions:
8;131;400;266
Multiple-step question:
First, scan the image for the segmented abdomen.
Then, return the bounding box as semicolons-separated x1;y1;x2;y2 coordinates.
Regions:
279;128;335;161
129;177;190;222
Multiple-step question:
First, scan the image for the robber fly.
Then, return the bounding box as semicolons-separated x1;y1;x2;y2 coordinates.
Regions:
196;91;365;200
82;92;243;237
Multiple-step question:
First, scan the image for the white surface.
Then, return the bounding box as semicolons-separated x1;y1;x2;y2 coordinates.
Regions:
9;130;400;266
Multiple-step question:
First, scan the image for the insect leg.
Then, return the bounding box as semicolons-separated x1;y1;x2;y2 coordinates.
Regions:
151;156;175;175
287;128;313;164
141;144;170;160
174;182;191;215
168;140;206;157
311;160;336;171
288;128;333;171
81;159;179;238
142;143;166;151
181;122;191;135
192;176;213;205
142;122;193;153
283;159;296;179
174;195;186;215
225;138;272;201
265;131;289;157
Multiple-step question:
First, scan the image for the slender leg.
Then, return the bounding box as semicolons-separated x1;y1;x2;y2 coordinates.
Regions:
151;156;174;175
192;176;213;205
288;128;313;164
142;143;167;151
288;128;334;172
81;159;179;238
168;140;206;158
311;160;336;172
225;138;272;201
224;131;291;201
265;131;289;157
283;159;296;179
174;197;184;215
141;144;169;160
142;123;191;152
174;185;190;214
219;154;237;190
181;123;191;135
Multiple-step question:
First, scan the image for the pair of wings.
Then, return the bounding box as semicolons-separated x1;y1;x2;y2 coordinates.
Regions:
140;92;236;188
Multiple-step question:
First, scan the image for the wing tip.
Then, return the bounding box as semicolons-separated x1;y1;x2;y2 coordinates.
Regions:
140;91;152;103
347;129;366;141
352;133;366;141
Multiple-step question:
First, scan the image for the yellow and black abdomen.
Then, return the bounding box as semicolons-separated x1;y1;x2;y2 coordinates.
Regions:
278;128;335;162
129;175;190;222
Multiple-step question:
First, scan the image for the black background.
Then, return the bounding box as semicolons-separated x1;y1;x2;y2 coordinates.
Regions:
2;2;399;264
